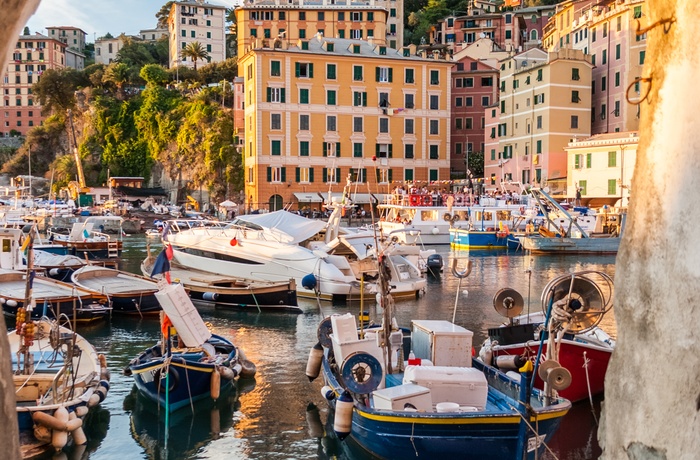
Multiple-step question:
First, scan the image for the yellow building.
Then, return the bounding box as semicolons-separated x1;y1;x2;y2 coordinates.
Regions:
565;131;637;207
168;0;226;69
493;47;592;195
238;36;453;211
235;5;389;59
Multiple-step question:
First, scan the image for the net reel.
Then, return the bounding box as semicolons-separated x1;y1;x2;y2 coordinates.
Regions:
492;288;524;325
541;271;614;334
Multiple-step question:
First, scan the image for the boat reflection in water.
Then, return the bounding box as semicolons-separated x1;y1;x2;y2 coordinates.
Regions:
124;378;254;459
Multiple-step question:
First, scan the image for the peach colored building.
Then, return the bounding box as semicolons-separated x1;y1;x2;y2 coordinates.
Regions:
491;47;592;195
46;26;87;52
238;37;452;211
2;33;66;136
168;0;227;69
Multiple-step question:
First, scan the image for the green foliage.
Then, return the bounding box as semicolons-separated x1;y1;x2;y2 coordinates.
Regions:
156;1;175;28
2;116;68;176
103;62;132;99
116;35;169;70
180;42;209;70
140;64;170;86
198;59;238;85
32;68;88;115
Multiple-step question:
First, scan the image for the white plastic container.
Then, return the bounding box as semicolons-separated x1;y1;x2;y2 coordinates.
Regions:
331;313;359;343
411;320;473;367
435;402;460;413
155;284;212;347
403;365;488;410
372;384;432;412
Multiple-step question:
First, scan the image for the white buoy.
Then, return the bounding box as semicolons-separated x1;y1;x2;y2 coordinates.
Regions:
51;406;69;450
305;342;323;381
333;391;354;440
321;385;335;401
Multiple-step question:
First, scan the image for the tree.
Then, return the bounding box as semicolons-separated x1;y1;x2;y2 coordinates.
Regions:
32;68;87;114
156;1;175;29
1;115;69;176
198;58;238;85
140;64;170;86
180;41;209;70
23;26;29;35
103;62;131;99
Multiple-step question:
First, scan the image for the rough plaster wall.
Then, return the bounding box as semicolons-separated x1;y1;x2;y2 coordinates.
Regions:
599;1;700;459
0;0;42;457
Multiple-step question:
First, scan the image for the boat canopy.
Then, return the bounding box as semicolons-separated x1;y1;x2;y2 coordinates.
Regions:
239;210;327;244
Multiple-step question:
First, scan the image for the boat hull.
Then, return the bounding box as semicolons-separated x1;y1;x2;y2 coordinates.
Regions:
108;293;161;315
520;236;620;254
450;229;509;249
53;240;123;260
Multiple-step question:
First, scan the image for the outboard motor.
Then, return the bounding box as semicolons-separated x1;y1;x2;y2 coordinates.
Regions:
426;254;444;275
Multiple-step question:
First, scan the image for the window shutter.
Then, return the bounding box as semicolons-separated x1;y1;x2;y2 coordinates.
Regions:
375;144;380;156
309;63;313;78
375;67;380;82
267;167;271;182
362;92;367;107
388;68;393;82
388;144;393;158
323;168;328;182
309;168;314;182
266;87;271;102
323;143;327;157
336;167;340;180
281;88;286;103
362;168;367;183
281;167;286;182
336;142;341;157
388;169;393;182
295;167;300;182
375;168;380;182
295;63;300;77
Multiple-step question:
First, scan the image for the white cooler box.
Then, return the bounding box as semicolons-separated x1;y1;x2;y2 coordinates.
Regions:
372;384;432;412
403;365;488;410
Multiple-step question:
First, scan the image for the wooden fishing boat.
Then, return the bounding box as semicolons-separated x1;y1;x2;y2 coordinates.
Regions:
48;216;124;260
71;265;161;315
11;319;110;457
0;270;111;324
305;252;571;459
141;253;300;313
125;283;256;412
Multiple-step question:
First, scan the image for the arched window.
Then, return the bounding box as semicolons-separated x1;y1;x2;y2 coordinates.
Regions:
531;14;537;24
269;194;284;212
530;29;538;41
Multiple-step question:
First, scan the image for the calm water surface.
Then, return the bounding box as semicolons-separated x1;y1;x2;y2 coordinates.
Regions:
66;235;615;460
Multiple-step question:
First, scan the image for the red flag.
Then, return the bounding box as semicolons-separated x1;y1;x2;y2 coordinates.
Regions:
165;244;174;261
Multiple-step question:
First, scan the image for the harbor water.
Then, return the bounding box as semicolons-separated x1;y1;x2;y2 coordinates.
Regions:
47;235;615;460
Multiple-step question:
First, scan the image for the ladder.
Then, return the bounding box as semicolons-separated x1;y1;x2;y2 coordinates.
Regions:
107;241;120;258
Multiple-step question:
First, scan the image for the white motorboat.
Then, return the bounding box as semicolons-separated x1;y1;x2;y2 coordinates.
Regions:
164;200;426;301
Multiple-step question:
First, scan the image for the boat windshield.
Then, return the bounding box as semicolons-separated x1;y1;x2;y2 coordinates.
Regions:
225;219;264;231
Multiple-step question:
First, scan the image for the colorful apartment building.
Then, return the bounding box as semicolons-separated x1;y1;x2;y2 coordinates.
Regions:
565;131;637;207
46;26;87;52
543;0;647;135
491;48;592;195
168;0;227;69
2;33;67;137
234;3;390;59
450;54;498;178
237;36;452;211
95;34;138;65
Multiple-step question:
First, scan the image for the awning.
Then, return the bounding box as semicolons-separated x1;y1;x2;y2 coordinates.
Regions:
293;192;323;203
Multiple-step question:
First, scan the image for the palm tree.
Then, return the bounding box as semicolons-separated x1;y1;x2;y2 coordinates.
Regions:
103;62;130;100
180;42;209;70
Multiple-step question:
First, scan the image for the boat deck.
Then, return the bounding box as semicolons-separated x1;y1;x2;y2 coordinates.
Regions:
75;269;158;295
0;275;85;299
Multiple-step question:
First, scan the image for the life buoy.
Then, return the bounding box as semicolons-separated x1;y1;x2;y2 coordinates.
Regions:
409;194;420;206
443;213;453;222
422;195;432;206
496;231;508;238
454;194;464;206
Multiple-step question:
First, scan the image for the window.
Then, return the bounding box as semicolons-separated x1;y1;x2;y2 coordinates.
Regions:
405;93;414;109
300;114;310;131
353;65;363;81
466;97;473;107
465;118;473;130
404;144;414;159
270;60;281;76
295;62;314;78
455;97;462;107
455;142;463;155
327;115;336;131
351;30;363;39
353;116;363;132
405;68;414;84
353;91;367;107
430;70;439;85
640;51;646;65
323;142;340;157
390;8;396;17
299;12;306;20
429;95;439;110
608;179;617;195
536;140;542;154
615;72;620;87
602;49;607;65
279;11;285;20
591;54;596;66
271;113;281;130
455;118;463;130
572;68;580;81
264;29;271;39
326;43;334;52
353;143;363;158
317;12;324;20
327;90;336;105
608;151;617;167
505;30;512;40
351;12;363;21
464;77;474;88
429;145;439;159
602;76;607;91
429;120;439;135
376;143;392;158
536;69;543;81
268;166;286;183
376;67;393;83
191;30;195;38
603;23;608;38
404;168;414;181
299;141;310;157
271;140;282;156
482;96;490;106
615;44;621;60
405;119;414;134
586;153;592;168
571;115;578;129
299;88;309;104
326;64;336;80
299;30;306;39
379;117;389;133
481;77;493;86
601;103;607;119
267;87;286;103
571;90;580;103
338;12;345;21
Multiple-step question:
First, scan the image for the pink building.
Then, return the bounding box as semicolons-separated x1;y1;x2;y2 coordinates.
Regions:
450;55;498;178
483;104;501;190
2;33;66;137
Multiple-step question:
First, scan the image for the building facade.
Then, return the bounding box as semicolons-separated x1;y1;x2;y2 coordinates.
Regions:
2;33;66;136
46;26;87;52
95;35;129;65
139;28;169;42
168;0;227;69
490;48;592;195
565;131;637;207
238;36;452;211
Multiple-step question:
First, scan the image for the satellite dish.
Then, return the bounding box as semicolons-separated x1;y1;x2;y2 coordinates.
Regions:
541;272;614;333
493;288;524;318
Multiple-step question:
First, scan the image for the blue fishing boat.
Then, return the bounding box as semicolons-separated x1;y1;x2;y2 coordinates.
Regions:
449;203;537;250
306;254;571;459
126;283;256;412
